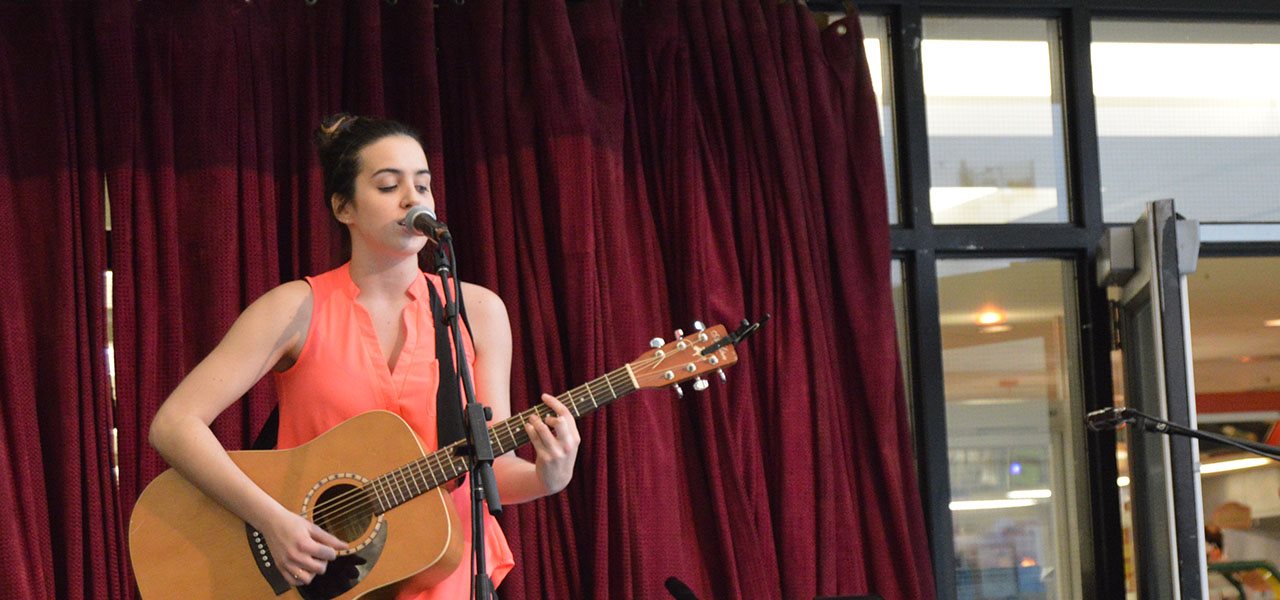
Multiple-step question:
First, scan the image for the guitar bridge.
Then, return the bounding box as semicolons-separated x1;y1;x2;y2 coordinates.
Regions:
244;524;291;595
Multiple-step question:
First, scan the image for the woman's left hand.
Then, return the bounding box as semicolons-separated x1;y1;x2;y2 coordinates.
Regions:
524;393;581;495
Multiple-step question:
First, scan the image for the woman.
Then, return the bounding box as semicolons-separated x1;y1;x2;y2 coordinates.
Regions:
147;114;580;597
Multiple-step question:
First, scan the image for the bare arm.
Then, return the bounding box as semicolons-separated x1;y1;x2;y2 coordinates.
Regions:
147;281;345;585
463;282;580;504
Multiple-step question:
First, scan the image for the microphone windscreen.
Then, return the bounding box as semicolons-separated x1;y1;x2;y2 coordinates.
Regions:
664;576;699;600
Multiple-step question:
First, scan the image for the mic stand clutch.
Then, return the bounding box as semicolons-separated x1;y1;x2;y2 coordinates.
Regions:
433;236;502;600
1086;407;1280;461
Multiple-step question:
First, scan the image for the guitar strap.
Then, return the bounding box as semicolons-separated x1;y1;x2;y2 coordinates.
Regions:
426;277;468;448
251;274;474;451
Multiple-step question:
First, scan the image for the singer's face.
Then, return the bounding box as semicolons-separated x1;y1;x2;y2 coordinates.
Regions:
337;135;435;257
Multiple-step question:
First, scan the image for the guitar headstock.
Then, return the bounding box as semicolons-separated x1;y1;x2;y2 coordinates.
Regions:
629;316;769;393
630;324;735;391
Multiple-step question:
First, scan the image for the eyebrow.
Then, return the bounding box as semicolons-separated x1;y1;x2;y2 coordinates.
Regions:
371;168;431;177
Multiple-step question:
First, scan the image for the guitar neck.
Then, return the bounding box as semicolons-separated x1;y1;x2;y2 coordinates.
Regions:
366;365;638;513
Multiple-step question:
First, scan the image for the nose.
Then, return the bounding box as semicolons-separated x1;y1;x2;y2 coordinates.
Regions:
402;180;432;209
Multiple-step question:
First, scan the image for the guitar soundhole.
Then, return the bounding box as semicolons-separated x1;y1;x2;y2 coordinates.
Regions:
311;483;376;545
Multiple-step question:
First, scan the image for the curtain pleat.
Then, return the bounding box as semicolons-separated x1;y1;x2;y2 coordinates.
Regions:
2;2;933;599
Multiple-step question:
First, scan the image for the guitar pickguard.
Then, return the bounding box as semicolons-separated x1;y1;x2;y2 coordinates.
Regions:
297;523;387;600
243;520;388;600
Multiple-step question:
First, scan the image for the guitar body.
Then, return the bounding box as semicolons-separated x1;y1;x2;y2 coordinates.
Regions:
129;411;463;600
130;322;755;599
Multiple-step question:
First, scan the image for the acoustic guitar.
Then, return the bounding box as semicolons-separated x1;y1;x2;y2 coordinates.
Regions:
129;320;762;599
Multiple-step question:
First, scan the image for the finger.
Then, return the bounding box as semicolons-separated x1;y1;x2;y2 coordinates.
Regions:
287;564;313;585
277;564;299;585
542;395;579;437
542;394;574;418
295;553;327;575
524;419;550;454
306;539;338;562
529;417;562;458
311;524;349;552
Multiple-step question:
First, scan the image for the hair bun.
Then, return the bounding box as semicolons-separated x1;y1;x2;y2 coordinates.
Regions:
314;113;358;151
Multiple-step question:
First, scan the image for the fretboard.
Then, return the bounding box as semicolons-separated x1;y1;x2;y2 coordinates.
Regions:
365;364;638;513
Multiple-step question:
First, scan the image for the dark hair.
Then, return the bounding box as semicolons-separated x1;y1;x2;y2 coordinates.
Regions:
1205;525;1224;550
313;113;424;218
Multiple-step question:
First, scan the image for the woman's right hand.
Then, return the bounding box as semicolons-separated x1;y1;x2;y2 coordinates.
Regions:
260;508;349;586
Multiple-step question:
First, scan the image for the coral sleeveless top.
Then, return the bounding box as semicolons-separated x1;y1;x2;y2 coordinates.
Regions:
272;263;514;598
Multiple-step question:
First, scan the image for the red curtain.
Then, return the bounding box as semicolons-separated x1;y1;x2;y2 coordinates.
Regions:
104;1;448;547
3;2;933;599
0;3;128;599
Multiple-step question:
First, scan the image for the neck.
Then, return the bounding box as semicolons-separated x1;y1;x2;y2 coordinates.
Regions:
346;252;421;300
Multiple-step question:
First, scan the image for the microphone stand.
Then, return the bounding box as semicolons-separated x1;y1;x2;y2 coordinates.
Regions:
1087;407;1280;461
432;235;501;600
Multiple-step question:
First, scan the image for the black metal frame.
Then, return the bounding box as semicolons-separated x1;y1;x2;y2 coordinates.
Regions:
808;1;1280;599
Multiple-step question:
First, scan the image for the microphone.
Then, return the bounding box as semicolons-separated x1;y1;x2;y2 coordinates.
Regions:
401;205;451;242
1085;407;1137;431
664;577;699;600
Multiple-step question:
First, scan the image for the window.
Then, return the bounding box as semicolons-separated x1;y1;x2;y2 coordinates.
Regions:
938;258;1084;600
1094;21;1280;223
923;18;1070;224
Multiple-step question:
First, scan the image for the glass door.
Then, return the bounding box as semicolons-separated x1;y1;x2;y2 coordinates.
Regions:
1097;199;1205;599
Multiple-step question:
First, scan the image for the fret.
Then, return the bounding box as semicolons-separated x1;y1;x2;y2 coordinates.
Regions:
584;383;598;410
371;478;387;513
423;457;438;489
393;467;408;502
391;471;405;507
603;371;617;400
500;420;517;454
422;455;437;488
376;475;390;510
564;388;580;417
428;450;446;488
394;469;408;506
408;462;424;497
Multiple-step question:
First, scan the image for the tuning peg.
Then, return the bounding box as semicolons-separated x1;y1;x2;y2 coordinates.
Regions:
717;369;727;383
649;337;665;348
692;377;709;392
674;385;684;399
673;328;684;340
692;321;705;332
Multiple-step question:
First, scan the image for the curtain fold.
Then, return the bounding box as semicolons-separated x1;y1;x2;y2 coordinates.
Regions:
3;1;933;598
0;3;127;598
109;0;446;544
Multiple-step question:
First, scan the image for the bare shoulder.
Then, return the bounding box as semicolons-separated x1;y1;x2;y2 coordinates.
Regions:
460;282;507;320
460;282;511;351
250;280;313;314
230;280;314;370
240;280;313;332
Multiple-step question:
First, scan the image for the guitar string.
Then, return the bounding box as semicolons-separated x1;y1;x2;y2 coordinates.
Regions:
310;346;714;533
310;388;569;530
313;343;723;534
310;369;640;533
312;348;713;533
308;364;639;526
312;370;636;533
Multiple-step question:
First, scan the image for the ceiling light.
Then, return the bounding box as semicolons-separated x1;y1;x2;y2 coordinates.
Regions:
950;499;1037;511
1265;318;1280;327
975;306;1006;326
981;325;1012;334
1201;457;1274;475
1007;489;1052;499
